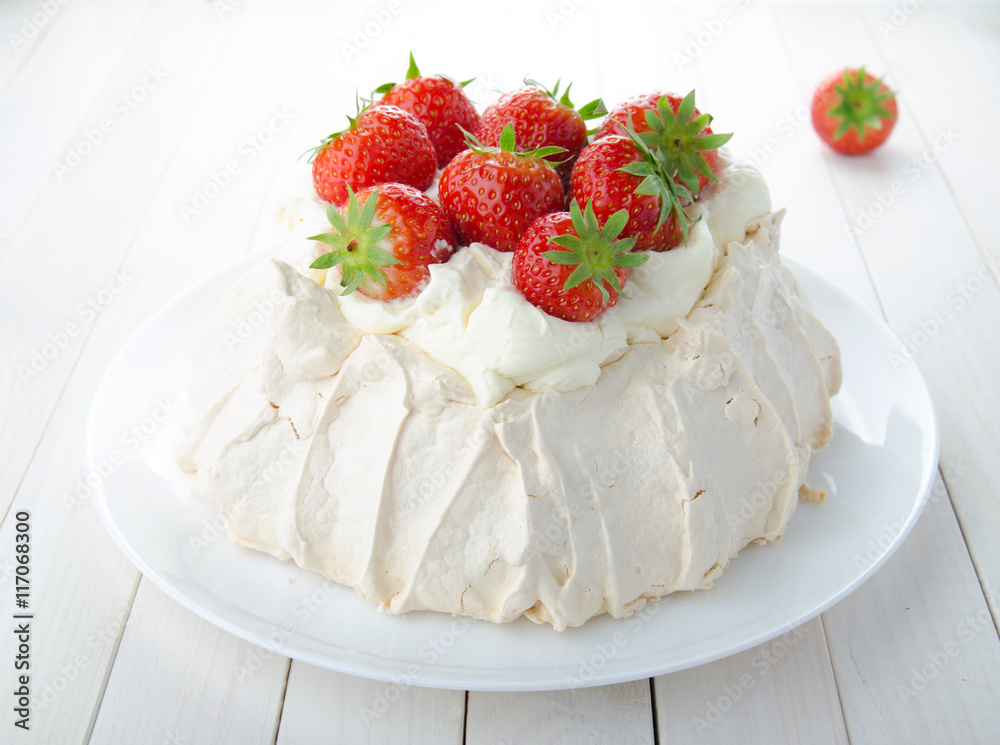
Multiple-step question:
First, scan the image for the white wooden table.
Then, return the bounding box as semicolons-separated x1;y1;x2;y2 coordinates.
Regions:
2;1;999;742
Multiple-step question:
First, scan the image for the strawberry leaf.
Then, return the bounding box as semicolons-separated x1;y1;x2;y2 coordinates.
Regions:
459;123;567;161
405;52;420;80
577;98;608;120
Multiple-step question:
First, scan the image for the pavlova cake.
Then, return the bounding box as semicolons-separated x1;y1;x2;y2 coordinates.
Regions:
178;57;841;630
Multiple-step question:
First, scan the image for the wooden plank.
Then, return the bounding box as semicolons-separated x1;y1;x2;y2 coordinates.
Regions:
0;1;323;743
862;1;1000;622
0;445;140;745
0;0;234;517
0;2;239;743
0;0;154;256
465;681;654;745
89;582;289;745
773;4;1000;741
653;617;848;744
821;475;1000;743
276;665;464;745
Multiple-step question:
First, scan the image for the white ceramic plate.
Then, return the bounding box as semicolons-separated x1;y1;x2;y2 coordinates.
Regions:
87;249;938;692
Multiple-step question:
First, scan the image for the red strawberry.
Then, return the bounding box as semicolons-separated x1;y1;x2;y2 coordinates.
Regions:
437;124;565;252
476;81;606;179
309;183;456;300
811;67;898;155
377;53;481;167
513;200;646;322
596;90;731;197
311;104;436;206
570;134;687;252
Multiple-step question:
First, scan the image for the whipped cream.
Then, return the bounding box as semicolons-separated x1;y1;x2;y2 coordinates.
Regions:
272;154;772;406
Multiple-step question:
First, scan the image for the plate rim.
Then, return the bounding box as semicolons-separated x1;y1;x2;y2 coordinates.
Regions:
87;247;940;692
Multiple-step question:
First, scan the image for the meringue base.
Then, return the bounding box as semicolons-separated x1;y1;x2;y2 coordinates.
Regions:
178;211;841;630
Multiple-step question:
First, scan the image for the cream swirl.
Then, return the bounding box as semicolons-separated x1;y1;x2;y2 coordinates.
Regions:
273;154;772;406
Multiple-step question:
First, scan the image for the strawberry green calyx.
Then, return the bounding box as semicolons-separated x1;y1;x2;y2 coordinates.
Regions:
629;90;732;196
617;118;698;244
827;67;897;141
374;52;475;94
405;50;420;80
303;91;374;162
308;187;398;295
544;200;647;302
523;77;608;122
374;52;422;94
458;123;567;160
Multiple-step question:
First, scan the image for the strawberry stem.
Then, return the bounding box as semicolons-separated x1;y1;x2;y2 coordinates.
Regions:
458;123;567;160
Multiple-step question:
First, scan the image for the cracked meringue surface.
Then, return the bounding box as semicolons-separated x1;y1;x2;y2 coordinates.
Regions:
178;159;841;630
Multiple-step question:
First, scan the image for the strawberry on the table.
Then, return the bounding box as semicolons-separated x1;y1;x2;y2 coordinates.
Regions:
437;123;566;252
377;53;480;167
811;67;897;155
311;104;436;206
309;183;456;301
513;199;647;322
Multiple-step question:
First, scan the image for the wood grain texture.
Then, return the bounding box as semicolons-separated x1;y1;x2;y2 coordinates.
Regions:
89;581;289;745
654;617;849;745
862;0;1000;627
276;664;464;745
0;0;155;255
821;476;1000;743
466;681;654;745
0;2;326;743
0;0;234;518
773;3;1000;741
